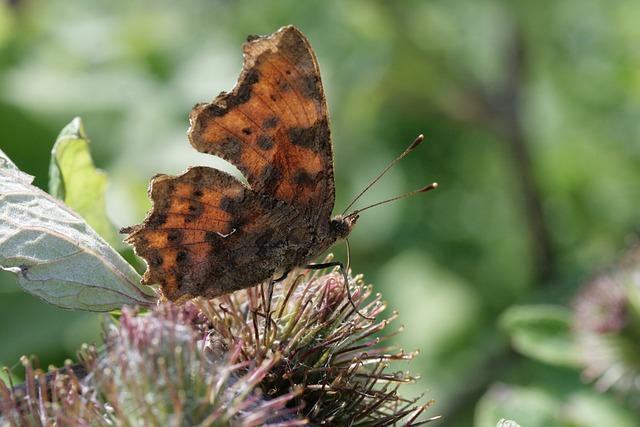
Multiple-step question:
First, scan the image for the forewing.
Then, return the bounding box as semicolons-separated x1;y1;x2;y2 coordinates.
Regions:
188;25;335;226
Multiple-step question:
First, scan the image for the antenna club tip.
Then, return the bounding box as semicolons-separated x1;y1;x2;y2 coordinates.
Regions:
419;182;438;192
409;134;425;150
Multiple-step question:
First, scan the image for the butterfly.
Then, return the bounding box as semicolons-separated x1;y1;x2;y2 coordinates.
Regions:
122;26;436;307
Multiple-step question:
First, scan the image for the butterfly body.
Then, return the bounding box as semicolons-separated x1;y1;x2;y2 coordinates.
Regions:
123;25;360;301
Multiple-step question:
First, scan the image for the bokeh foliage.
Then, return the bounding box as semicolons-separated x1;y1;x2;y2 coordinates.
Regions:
1;0;639;425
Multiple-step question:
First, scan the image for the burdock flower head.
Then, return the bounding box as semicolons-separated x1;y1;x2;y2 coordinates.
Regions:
1;262;437;425
1;303;303;426
573;247;640;403
195;261;437;424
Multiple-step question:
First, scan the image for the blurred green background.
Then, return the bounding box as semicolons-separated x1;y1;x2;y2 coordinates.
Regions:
1;0;639;425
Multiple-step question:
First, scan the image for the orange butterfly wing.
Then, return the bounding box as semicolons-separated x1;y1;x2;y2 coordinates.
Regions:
123;167;246;299
124;26;337;301
123;167;309;301
188;25;335;227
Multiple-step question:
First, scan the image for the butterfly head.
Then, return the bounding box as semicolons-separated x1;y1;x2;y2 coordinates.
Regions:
329;213;359;241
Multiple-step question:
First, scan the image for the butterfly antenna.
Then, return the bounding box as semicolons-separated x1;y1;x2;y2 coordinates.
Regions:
342;134;425;215
349;183;438;216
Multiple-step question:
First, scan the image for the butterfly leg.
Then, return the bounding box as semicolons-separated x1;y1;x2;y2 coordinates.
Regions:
304;261;375;320
263;271;289;337
263;279;275;338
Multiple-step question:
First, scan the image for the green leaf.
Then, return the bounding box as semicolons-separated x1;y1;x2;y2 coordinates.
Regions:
0;148;155;311
49;117;120;248
475;384;560;427
499;305;581;368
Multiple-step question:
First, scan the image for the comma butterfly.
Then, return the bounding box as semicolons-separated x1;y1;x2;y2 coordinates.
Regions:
122;26;436;305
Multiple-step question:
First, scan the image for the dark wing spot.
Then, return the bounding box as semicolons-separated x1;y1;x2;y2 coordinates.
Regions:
176;251;188;264
148;214;168;227
207;68;260;117
167;229;183;243
257;135;274;150
194;189;203;197
227;69;260;109
242;127;253;135
187;203;204;216
294;169;316;188
288;119;329;150
209;104;227;117
300;74;321;99
263;116;279;129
